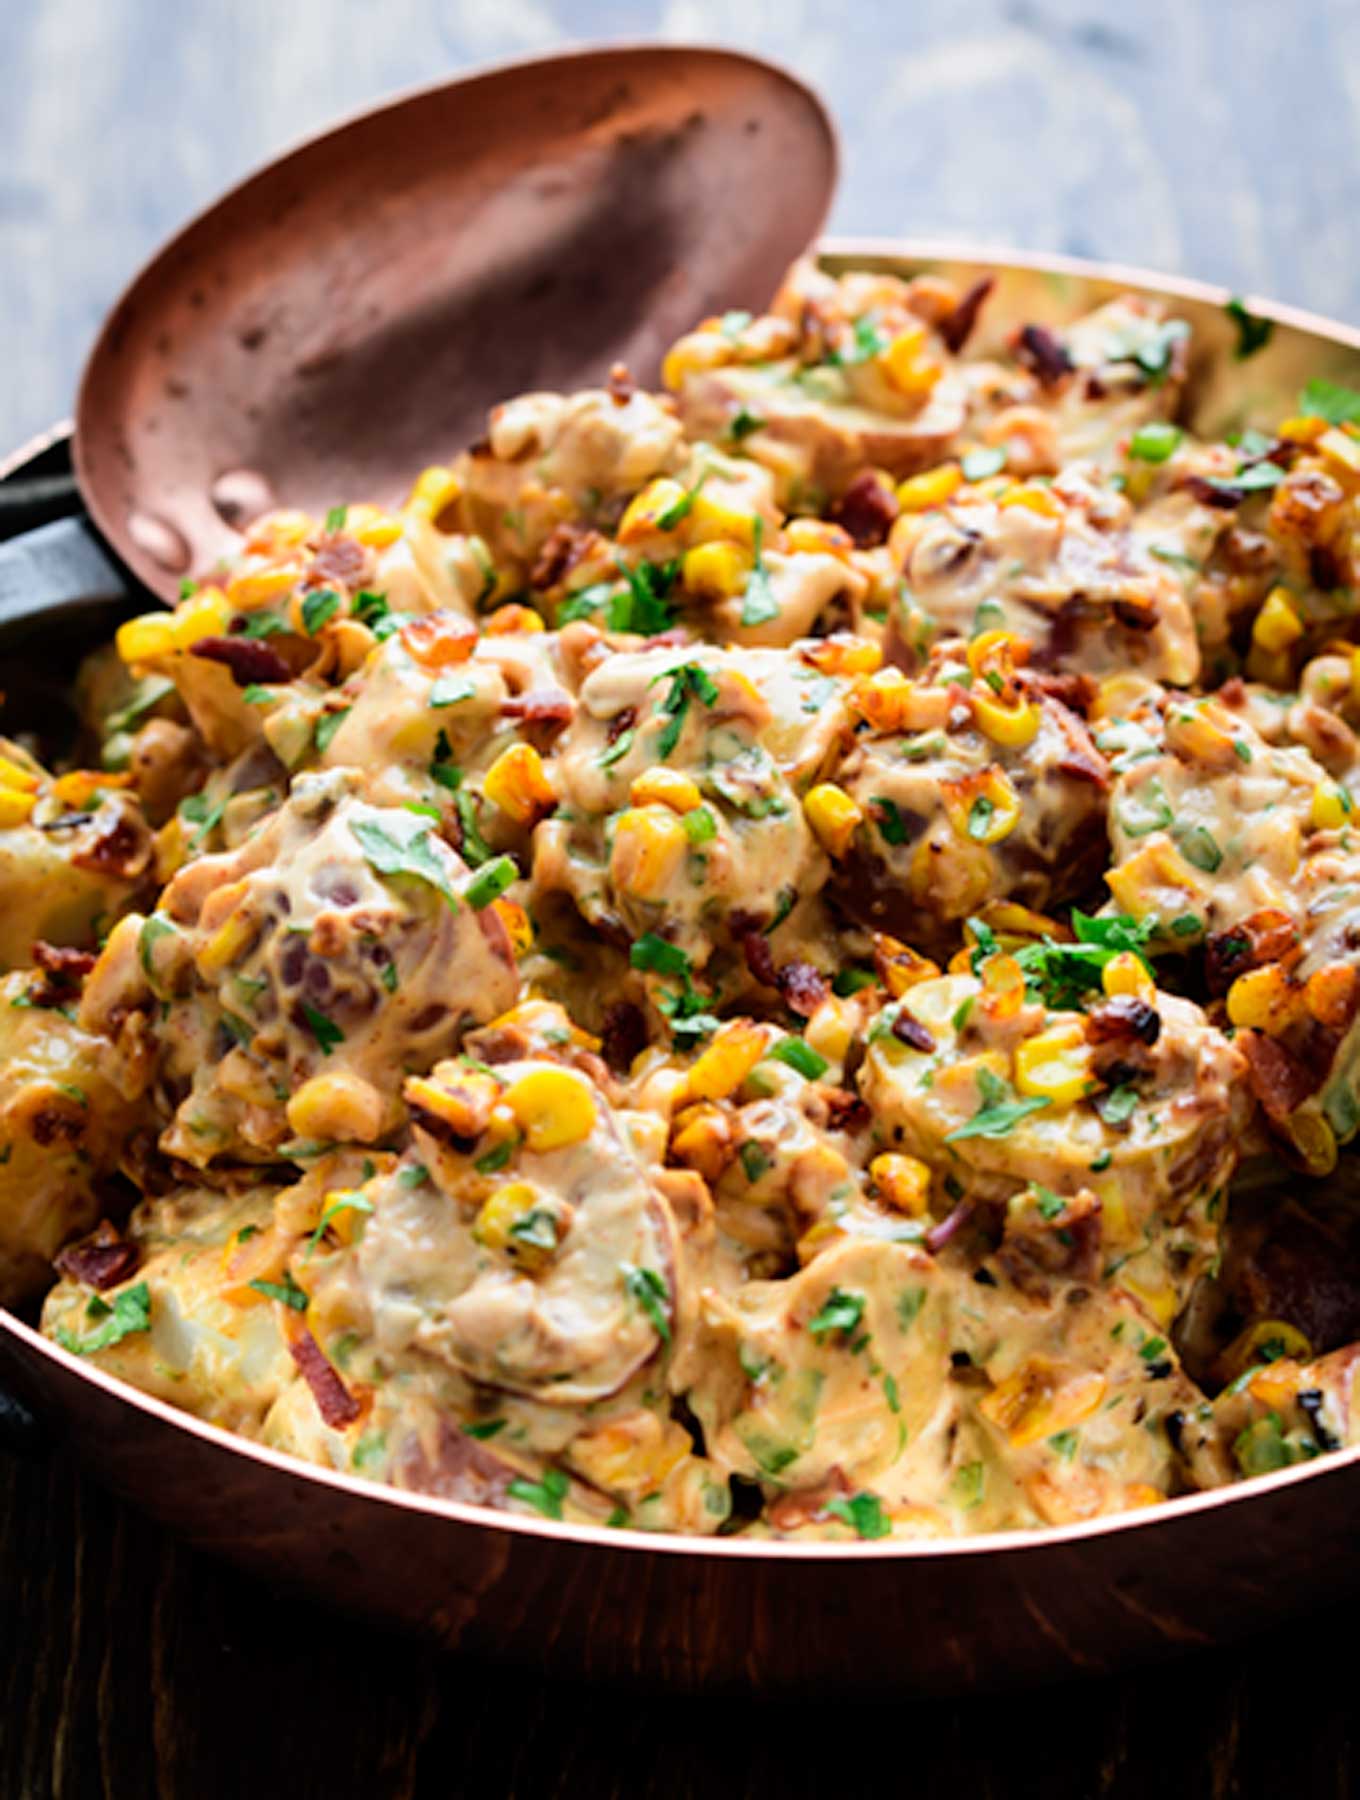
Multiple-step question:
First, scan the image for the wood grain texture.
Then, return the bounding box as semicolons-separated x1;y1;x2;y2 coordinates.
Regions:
4;1;1360;1790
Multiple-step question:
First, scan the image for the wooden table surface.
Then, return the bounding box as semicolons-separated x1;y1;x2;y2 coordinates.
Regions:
6;1;1360;1793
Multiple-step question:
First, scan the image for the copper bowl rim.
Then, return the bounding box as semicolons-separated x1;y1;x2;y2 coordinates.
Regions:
8;231;1360;1565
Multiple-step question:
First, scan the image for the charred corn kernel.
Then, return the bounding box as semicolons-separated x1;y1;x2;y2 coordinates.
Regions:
783;518;856;558
1226;965;1303;1034
686;1019;767;1102
881;326;942;397
803;783;863;858
572;1413;691;1498
1245;1366;1305;1412
405;464;462;525
630;768;703;813
869;1153;931;1216
170;588;232;649
0;789;35;827
1283;1108;1337;1175
116;611;179;664
967;629;1026;679
979;951;1027;1022
244;509;314;555
493;898;533;958
403;1068;501;1141
1253;587;1304;653
1165;705;1241;769
714;667;769;723
286;1072;385;1143
800;633;881;676
0;755;40;794
483;603;545;635
1001;483;1063;519
502;1067;597;1152
617;478;690;543
805;996;855;1065
154;816;188;881
610;807;688;900
1014;1023;1092;1105
896;464;962;512
226;566;300;611
687;488;759;549
1306;961;1359;1028
484;742;555;825
682;539;752;601
1122;1484;1165;1511
977;901;1062;949
1093;672;1159;721
980;1359;1106;1449
1224;1317;1313;1381
972;690;1040;747
1319;426;1360;480
942;767;1021;845
1311;780;1355;830
345;504;403;549
1102;951;1156;1003
52;770;128;808
400;612;478;668
195;908;258;975
849;666;915;733
1277;415;1328;446
669;1102;733;1181
873;933;939;997
473;1182;558;1269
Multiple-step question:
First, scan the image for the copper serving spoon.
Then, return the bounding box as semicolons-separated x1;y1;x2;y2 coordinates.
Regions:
69;43;836;605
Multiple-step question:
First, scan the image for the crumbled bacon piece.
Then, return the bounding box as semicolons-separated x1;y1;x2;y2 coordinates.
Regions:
939;275;995;354
892;1011;936;1053
600;1001;647;1073
778;961;829;1018
29;941;96;1006
1085;996;1161;1047
1240;1031;1316;1122
191;635;293;686
530;523;592;591
1014;324;1073;388
289;1329;361;1429
830;472;899;548
310;534;369;587
55;1224;140;1292
500;688;575;728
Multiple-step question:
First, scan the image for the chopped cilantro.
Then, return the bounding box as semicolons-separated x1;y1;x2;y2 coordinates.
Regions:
654;662;719;758
324;505;348;532
314;707;351;753
809;1287;866;1341
507;1467;569;1521
248;1271;309;1311
301;1004;344;1056
1299;377;1360;426
1225;298;1274;360
824;1491;890;1540
349;814;458;907
945;1066;1050;1141
300;589;340;635
53;1281;151;1355
623;1264;671;1342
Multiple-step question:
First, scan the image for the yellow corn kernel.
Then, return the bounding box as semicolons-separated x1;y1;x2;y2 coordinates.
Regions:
226;566;300;611
1252;587;1304;653
1319;426;1360;481
1226;965;1303;1035
800;634;881;677
803;783;864;858
1014;1023;1092;1106
979;1359;1106;1449
0;789;35;827
610;807;689;900
1000;483;1064;519
972;690;1040;748
630;768;703;813
473;1182;558;1270
1305;961;1358;1028
1277;414;1328;446
1165;705;1242;770
895;463;962;512
502;1067;597;1152
1101;951;1156;1003
286;1072;385;1143
941;767;1021;846
682;539;753;601
979;950;1027;1023
686;488;759;549
493;898;533;958
869;1153;931;1217
405;464;462;525
345;505;404;549
783;518;856;559
116;611;179;665
1311;780;1356;831
686;1019;768;1103
881;326;943;398
171;587;233;649
848;666;915;733
669;1102;733;1181
617;477;690;544
1092;672;1158;722
1223;1317;1313;1381
0;754;41;794
1245;1366;1305;1412
805;996;854;1065
976;901;1062;950
873;933;939;997
967;629;1022;679
195;908;258;976
244;509;315;556
484;742;556;826
483;603;545;635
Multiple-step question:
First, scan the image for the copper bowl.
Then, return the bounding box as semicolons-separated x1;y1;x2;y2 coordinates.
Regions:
5;242;1360;1695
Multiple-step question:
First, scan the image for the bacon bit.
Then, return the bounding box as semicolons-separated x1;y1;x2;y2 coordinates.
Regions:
55;1224;140;1292
605;705;637;747
1181;475;1244;511
530;523;592;591
1311;544;1344;592
29;1106;84;1147
742;930;780;991
1023;671;1096;716
925;1199;974;1254
829;472;899;548
70;807;153;880
191;635;293;686
939;275;995;354
395;1417;512;1504
822;1089;870;1134
1216;675;1248;707
500;687;575;728
1204;909;1299;995
1111;595;1159;634
1014;324;1073;389
29;941;96;1006
289;1329;362;1429
600;1000;648;1073
1051;706;1111;788
1219;527;1276;576
1085;996;1161;1047
400;612;478;669
1240;1030;1316;1122
768;1468;853;1532
311;534;369;588
607;362;636;405
892;1011;936;1053
1000;1189;1102;1291
778;961;829;1018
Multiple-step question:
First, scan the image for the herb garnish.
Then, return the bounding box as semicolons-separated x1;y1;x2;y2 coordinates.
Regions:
945;1066;1050;1141
53;1281;152;1355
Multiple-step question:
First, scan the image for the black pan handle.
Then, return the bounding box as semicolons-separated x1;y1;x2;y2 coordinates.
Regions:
0;513;137;644
0;1381;46;1458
